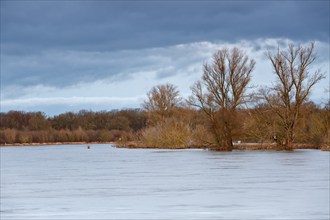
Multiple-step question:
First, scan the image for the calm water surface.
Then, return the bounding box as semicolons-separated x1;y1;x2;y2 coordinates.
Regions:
1;144;329;219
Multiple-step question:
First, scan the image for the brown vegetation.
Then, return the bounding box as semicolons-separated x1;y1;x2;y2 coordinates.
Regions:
0;109;145;145
1;103;328;149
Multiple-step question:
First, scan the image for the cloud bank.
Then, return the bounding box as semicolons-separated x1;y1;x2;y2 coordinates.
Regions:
1;38;328;115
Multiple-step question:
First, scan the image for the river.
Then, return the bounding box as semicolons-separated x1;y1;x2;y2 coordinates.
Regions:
1;144;329;219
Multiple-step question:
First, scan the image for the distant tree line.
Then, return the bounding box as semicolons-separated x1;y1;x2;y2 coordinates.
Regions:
0;109;146;144
0;42;328;150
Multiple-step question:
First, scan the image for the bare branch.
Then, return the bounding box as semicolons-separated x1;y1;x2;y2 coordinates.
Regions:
263;42;325;148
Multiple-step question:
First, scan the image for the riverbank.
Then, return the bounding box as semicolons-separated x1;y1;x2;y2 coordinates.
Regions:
115;141;330;151
1;141;329;151
0;141;114;147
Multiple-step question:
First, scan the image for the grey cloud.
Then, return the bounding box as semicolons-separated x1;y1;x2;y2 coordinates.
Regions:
1;41;216;93
1;1;328;55
2;38;328;92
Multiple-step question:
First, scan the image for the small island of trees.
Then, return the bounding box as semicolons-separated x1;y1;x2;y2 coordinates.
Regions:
1;43;328;151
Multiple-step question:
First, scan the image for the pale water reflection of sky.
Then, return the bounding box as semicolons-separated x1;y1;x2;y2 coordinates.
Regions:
1;1;329;115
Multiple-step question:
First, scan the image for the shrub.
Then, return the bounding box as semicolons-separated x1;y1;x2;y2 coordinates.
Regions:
141;118;191;148
17;132;32;144
190;125;215;147
0;129;17;144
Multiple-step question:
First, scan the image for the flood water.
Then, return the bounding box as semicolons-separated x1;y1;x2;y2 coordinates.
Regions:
1;144;329;220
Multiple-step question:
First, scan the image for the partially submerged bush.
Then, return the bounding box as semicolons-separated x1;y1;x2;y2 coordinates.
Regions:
190;125;215;147
141;118;191;148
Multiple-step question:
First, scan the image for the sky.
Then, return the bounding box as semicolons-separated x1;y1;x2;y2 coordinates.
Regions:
1;1;329;116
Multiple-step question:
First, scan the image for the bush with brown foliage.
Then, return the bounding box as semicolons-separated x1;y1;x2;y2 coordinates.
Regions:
141;118;191;148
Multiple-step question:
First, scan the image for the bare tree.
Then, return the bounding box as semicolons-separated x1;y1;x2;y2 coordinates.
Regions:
143;83;181;124
262;42;325;150
189;47;255;150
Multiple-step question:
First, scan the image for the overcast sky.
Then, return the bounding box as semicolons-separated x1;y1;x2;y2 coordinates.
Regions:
1;1;329;116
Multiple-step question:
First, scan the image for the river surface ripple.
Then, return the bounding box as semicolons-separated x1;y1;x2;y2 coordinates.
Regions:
1;145;329;219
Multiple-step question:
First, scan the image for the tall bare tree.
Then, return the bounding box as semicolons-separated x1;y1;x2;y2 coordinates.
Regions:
143;83;181;124
189;47;255;150
262;42;325;150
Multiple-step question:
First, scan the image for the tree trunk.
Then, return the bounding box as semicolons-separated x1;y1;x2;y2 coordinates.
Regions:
224;122;234;151
284;128;294;151
214;121;233;151
225;136;234;151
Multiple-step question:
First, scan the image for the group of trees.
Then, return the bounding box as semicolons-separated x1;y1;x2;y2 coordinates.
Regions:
0;42;328;150
140;42;327;150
